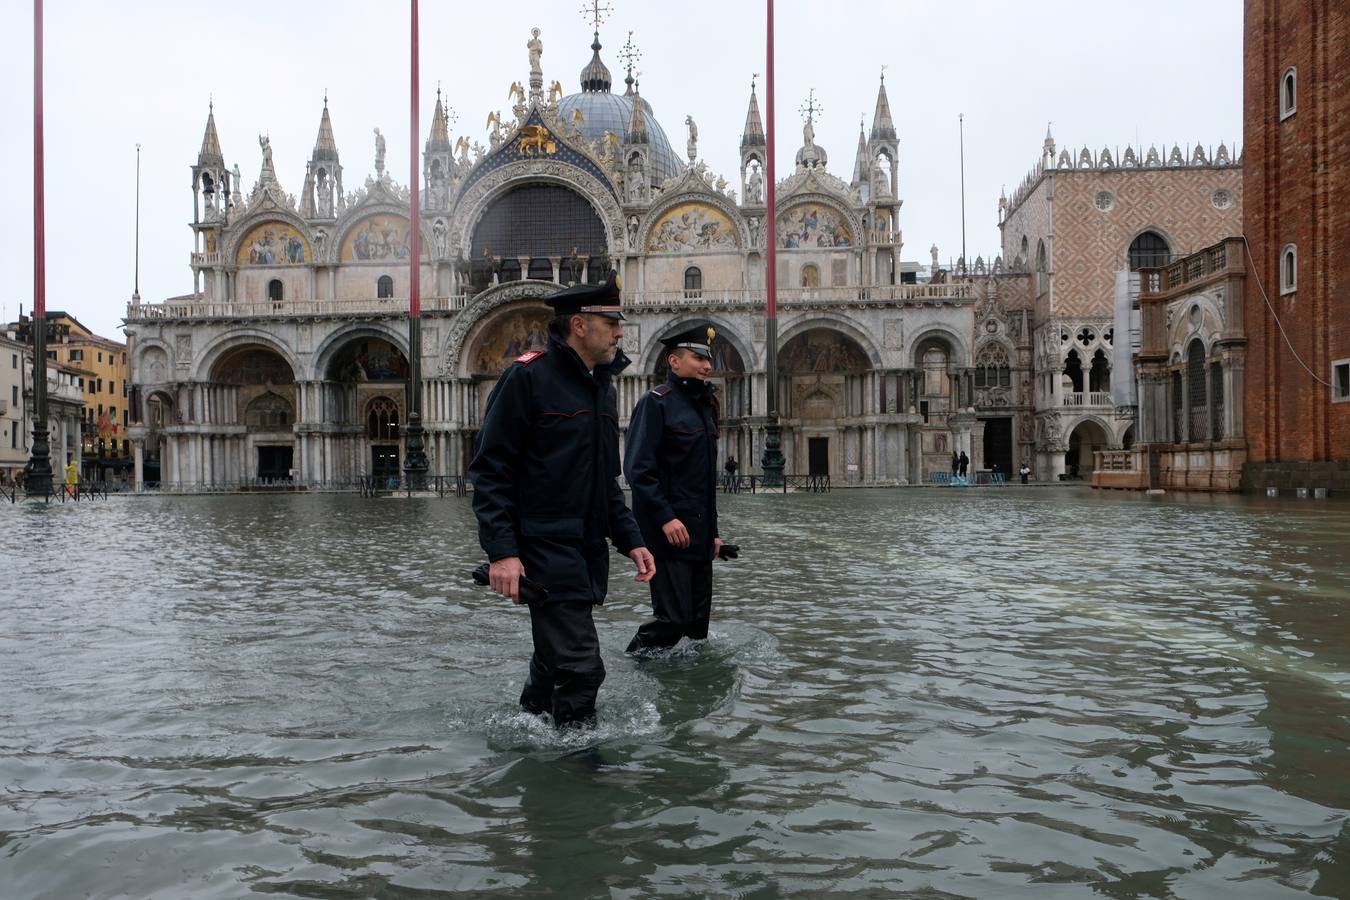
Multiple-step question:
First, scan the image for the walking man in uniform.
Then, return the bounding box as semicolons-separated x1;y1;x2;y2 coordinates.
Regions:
470;272;655;728
624;323;724;654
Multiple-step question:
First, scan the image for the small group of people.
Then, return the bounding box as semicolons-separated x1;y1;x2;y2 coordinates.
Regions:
950;450;969;481
469;273;729;729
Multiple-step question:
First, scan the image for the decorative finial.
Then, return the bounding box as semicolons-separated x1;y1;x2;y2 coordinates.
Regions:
208;93;213;112
579;0;613;32
751;73;759;93
619;29;641;79
323;89;328;107
799;88;822;123
880;64;887;82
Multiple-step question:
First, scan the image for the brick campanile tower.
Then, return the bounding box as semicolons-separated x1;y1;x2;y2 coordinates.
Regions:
1243;0;1350;490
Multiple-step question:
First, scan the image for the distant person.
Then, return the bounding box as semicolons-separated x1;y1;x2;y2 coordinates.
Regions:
1020;463;1031;485
64;458;79;486
958;451;969;479
950;450;960;478
991;462;1001;483
723;454;738;492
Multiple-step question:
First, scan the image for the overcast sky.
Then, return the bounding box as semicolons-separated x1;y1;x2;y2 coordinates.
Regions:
0;0;1242;340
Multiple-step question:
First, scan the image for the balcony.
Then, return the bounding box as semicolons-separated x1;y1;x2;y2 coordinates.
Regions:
191;251;223;268
125;282;976;323
126;295;469;322
1139;238;1243;296
1061;391;1113;408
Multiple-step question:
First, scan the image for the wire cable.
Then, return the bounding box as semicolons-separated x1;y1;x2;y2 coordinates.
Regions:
1241;234;1333;388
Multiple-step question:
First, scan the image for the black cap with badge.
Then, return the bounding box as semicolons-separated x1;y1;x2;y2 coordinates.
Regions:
546;270;626;320
660;322;717;360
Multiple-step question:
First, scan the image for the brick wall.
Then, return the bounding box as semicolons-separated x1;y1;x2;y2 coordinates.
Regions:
1243;0;1350;469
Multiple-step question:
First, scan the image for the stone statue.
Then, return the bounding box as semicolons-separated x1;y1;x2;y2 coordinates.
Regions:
314;228;327;256
748;216;761;246
258;135;274;180
433;218;447;257
373;128;386;176
685;115;698;163
528;28;543;78
930;244;940;272
746;164;763;204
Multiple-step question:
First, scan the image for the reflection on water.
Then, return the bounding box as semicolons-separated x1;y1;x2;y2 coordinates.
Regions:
3;488;1349;897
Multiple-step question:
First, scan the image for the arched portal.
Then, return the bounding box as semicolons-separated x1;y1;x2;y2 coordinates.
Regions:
469;183;607;291
778;327;872;478
323;335;410;480
211;345;298;482
1066;419;1110;478
464;303;553;422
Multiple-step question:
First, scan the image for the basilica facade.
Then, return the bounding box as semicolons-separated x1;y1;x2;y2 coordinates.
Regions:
123;25;1241;489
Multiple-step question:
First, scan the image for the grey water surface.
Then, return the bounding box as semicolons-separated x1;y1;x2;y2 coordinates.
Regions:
2;488;1349;898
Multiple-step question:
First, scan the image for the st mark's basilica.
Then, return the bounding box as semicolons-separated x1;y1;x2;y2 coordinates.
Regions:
124;21;1243;487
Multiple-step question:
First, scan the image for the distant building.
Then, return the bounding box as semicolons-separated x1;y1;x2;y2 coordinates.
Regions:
999;128;1242;481
1241;0;1350;492
44;313;130;482
1;317;85;482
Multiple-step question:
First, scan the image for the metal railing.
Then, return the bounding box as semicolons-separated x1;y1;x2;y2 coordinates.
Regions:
358;474;470;498
6;481;111;503
719;474;830;494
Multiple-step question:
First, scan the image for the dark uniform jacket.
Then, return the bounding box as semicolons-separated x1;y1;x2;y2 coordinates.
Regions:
470;328;644;604
624;373;719;561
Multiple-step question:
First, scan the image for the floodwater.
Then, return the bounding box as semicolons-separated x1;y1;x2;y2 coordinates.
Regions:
2;487;1349;898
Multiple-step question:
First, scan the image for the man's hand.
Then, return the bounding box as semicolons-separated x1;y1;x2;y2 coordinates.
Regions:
629;547;656;583
489;556;526;604
661;518;690;548
712;537;723;561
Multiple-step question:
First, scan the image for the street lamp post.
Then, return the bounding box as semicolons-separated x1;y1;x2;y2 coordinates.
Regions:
402;0;430;490
25;0;53;495
759;0;785;485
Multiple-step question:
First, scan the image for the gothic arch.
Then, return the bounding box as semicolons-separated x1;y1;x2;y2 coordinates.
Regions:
906;325;970;369
449;165;625;265
640;188;749;251
312;324;412;382
639;315;756;374
778;314;883;368
458;299;554;379
222;210;314;266
193;330;301;383
442;279;560;376
774;194;861;249
134;339;174;385
329;203;432;267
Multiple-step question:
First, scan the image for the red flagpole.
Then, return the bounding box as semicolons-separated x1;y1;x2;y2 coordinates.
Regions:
408;0;420;318
34;0;45;323
764;0;776;322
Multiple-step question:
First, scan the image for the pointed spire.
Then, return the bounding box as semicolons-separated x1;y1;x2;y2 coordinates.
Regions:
870;70;895;141
198;100;224;168
851;118;868;187
740;77;765;148
428;86;451;150
580;31;612;93
627;80;648;142
312;95;339;161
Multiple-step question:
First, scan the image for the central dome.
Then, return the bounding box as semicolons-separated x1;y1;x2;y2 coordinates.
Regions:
554;32;683;187
556;92;683;185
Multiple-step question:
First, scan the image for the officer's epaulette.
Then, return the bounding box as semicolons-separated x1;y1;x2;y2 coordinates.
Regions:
649;383;673;397
515;349;547;365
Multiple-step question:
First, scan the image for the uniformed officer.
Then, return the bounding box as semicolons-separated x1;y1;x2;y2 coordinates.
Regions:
624;323;724;653
470;272;656;728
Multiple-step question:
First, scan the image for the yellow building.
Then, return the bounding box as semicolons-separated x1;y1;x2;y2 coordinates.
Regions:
48;313;130;481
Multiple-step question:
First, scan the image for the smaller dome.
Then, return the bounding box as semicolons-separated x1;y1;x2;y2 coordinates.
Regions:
579;33;611;93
